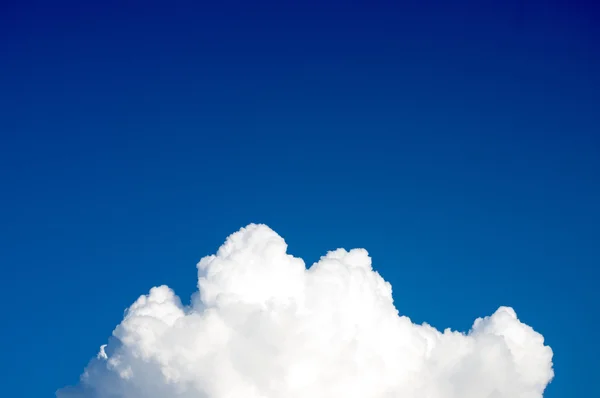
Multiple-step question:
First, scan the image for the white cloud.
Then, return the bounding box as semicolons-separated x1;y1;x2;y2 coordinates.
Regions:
57;224;554;398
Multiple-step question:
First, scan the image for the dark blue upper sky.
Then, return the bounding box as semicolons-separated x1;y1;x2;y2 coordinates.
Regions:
1;1;599;397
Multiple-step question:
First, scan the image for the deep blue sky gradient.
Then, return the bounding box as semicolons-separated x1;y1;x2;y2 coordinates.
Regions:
1;1;599;397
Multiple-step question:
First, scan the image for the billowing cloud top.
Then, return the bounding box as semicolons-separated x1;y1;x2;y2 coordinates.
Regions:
58;224;554;398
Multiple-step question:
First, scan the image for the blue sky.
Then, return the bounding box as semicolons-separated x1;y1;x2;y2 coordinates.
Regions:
1;1;599;396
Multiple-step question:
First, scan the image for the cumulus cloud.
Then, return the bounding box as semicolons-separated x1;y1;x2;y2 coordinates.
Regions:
58;224;554;398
